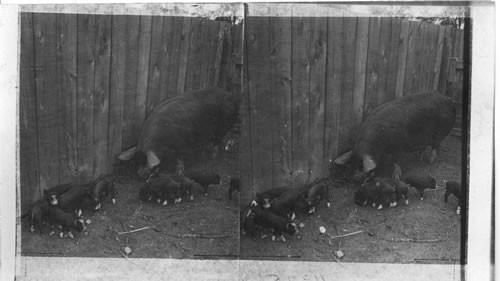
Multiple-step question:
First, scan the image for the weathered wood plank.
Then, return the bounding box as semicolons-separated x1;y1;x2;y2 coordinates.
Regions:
418;23;433;92
411;21;425;93
363;17;381;118
433;26;446;90
338;17;357;153
120;15;140;150
290;17;311;186
217;24;233;91
92;15;112;177
239;18;252;203
199;20;214;89
457;29;464;61
108;15;127;161
20;12;40;209
166;17;184;96
211;22;226;88
247;16;273;194
185;18;205;92
403;21;420;95
308;17;327;181
34;13;60;189
76;14;96;182
415;22;429;91
55;13;77;184
395;20;410;98
146;16;164;115
324;17;343;163
177;17;192;94
225;23;244;94
376;17;391;105
424;24;439;91
201;21;220;89
159;16;174;101
352;17;369;128
438;26;453;96
246;17;273;194
269;15;292;188
385;18;402;101
135;15;152;126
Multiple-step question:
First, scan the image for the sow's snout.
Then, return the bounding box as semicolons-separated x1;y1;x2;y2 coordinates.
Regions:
332;151;375;183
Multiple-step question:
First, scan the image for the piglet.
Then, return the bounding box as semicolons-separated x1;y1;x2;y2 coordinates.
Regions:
255;186;289;208
402;170;436;200
47;206;86;239
251;206;298;242
21;199;49;234
184;169;221;197
444;181;462;214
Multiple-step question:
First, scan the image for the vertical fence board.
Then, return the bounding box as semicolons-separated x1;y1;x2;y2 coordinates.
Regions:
159;17;174;101
76;14;96;182
177;17;192;93
412;22;425;93
199;21;212;89
395;20;410;98
457;30;464;60
120;15;140;150
146;16;164;114
56;13;77;184
352;17;368;130
338;17;357;153
240;18;252;202
385;18;402;101
185;18;205;92
363;17;381;118
425;24;439;91
200;21;217;88
34;13;60;190
92;15;112;177
433;26;446;90
20;13;40;211
324;17;343;161
166;17;184;97
290;17;311;186
247;17;273;194
136;15;152;126
269;16;292;188
211;23;226;88
403;21;420;95
416;23;429;91
308;17;327;180
438;27;453;96
376;17;392;105
108;15;127;161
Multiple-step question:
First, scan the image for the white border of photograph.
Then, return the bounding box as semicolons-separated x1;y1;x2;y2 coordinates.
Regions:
0;2;494;281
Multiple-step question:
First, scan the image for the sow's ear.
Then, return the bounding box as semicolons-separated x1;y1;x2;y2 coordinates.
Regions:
362;155;377;173
146;151;160;169
118;146;137;161
334;151;353;165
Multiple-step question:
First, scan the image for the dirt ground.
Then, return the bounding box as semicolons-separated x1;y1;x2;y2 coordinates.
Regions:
240;135;463;263
21;135;463;264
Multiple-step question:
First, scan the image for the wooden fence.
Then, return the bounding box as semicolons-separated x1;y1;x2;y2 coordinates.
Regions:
19;12;241;211
240;16;465;200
